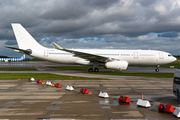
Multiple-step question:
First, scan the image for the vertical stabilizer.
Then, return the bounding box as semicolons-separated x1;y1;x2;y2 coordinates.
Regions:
20;54;26;60
11;23;44;49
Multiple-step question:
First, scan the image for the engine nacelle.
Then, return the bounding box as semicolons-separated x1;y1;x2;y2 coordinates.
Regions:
105;61;128;71
5;60;11;63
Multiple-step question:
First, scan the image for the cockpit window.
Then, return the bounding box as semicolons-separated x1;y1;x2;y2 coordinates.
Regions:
168;54;172;57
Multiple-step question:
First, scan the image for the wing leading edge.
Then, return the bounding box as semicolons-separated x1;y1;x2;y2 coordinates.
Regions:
51;42;114;62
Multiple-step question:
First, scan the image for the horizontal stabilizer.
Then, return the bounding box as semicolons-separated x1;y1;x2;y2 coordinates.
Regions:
5;46;32;55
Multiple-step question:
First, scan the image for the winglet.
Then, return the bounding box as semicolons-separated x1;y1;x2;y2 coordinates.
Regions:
52;42;63;50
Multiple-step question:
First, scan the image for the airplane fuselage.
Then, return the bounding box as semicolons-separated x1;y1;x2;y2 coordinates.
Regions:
0;54;25;63
30;48;176;66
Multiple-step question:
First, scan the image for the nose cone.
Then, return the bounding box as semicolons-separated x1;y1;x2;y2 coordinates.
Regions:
172;56;177;62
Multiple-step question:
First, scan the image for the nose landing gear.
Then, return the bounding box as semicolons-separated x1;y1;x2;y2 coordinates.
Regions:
155;65;160;72
155;68;159;72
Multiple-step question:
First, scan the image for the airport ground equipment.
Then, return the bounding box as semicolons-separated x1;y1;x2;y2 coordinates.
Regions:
46;81;52;86
66;85;74;91
118;95;131;103
158;103;174;113
80;88;89;94
136;99;151;107
36;79;42;83
80;88;83;93
141;93;144;99
29;78;35;81
174;107;180;117
55;83;61;88
99;91;109;98
173;69;180;106
51;84;55;87
42;82;45;85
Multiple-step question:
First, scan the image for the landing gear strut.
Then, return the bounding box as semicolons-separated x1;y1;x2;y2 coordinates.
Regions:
155;65;160;72
88;67;99;72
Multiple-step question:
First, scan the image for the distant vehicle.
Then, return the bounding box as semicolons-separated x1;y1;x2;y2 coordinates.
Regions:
173;69;180;99
0;54;25;63
5;23;176;72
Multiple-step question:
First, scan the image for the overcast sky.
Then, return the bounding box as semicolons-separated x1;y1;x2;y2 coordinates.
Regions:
0;0;180;57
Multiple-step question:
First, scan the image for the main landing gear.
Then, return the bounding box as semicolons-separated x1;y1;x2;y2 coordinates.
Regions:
155;65;160;72
88;67;99;72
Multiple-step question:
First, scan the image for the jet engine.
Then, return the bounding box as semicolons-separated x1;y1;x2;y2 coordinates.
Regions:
4;59;11;63
105;61;128;71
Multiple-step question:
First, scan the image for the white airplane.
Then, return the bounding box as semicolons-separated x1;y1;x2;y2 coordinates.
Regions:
0;54;25;63
5;23;177;72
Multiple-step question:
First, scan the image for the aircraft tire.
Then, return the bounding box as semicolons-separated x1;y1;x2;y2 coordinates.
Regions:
88;68;93;73
155;69;159;72
94;68;99;72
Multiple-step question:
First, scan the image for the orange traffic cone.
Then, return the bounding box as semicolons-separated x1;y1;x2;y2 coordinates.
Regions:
141;93;144;99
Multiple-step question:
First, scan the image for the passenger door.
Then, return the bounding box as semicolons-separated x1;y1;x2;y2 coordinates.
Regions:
44;50;48;57
159;52;163;59
134;52;138;59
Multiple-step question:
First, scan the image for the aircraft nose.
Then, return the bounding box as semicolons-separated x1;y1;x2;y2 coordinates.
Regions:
173;56;177;62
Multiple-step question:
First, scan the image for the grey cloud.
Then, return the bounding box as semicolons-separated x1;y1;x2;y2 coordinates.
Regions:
40;0;119;21
157;32;179;37
137;0;158;7
4;40;17;45
40;1;88;20
1;0;178;37
0;0;180;56
85;0;119;8
64;39;78;44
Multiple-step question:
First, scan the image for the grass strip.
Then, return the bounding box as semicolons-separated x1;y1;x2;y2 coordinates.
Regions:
0;73;105;80
93;72;174;78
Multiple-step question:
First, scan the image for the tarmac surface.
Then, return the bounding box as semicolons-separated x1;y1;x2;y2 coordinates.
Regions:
0;61;179;120
0;61;176;73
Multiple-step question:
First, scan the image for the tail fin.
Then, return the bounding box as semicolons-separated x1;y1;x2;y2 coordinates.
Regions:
20;54;26;60
11;23;44;49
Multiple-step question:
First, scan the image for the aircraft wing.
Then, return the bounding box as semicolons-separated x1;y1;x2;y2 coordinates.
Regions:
52;42;114;62
5;46;32;55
